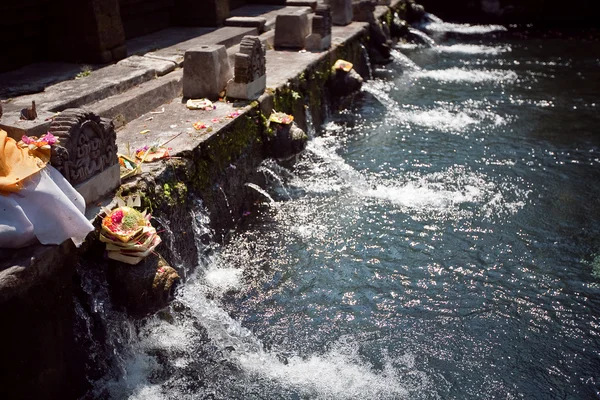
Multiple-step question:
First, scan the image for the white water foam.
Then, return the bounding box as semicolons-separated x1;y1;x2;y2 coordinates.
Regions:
205;266;243;293
423;22;507;34
293;139;527;220
99;271;419;400
388;107;507;132
437;44;511;55
413;67;518;83
361;82;507;132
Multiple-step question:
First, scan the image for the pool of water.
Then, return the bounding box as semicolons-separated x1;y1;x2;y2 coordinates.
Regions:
94;26;600;400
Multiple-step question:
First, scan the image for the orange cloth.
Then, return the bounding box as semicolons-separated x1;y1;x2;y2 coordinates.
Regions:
0;129;46;195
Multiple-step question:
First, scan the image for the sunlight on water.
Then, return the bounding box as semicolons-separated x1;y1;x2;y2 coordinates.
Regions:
413;67;518;83
436;44;511;55
388;107;507;132
290;138;528;221
422;22;507;34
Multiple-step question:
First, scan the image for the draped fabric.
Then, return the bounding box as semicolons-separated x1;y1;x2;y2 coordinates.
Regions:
0;130;94;248
0;129;46;194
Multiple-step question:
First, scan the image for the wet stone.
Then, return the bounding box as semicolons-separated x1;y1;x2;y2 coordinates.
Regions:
267;122;308;160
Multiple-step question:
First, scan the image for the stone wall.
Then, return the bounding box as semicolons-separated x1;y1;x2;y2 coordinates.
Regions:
0;0;53;72
119;0;175;39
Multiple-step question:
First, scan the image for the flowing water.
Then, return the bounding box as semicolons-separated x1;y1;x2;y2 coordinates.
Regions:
90;25;600;400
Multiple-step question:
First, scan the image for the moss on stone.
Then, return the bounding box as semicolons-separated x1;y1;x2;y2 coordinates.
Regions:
192;114;261;191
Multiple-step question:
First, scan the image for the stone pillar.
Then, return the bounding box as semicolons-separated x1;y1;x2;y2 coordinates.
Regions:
324;0;353;26
174;0;229;27
227;36;267;100
274;13;311;50
183;45;233;100
306;4;332;51
51;0;127;64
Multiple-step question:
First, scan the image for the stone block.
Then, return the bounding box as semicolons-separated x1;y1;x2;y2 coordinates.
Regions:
306;33;332;51
224;17;268;33
286;0;318;10
324;0;353;26
0;112;54;141
49;109;120;205
227;36;267;100
274;14;310;50
183;45;232;100
353;0;376;22
227;75;267;101
75;163;120;205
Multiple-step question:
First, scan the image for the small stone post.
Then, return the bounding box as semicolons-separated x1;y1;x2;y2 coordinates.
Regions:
306;4;332;51
324;0;353;26
183;45;233;100
274;12;311;49
226;36;267;100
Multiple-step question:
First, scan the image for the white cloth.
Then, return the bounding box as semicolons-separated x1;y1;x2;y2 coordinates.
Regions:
0;165;94;248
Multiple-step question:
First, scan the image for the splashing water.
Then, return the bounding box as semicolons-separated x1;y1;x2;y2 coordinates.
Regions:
413;67;518;83
420;22;507;34
436;44;511;55
245;182;276;205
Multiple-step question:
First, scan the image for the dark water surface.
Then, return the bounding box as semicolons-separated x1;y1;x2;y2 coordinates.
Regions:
97;27;600;400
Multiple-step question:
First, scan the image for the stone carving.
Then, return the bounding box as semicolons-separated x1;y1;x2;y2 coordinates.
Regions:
50;108;118;186
315;4;332;37
324;0;353;26
227;36;267;100
234;36;266;84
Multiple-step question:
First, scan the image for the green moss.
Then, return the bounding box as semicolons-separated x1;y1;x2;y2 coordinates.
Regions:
192;114;261;191
384;9;393;27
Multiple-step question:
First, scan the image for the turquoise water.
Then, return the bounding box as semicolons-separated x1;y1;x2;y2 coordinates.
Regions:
95;28;600;399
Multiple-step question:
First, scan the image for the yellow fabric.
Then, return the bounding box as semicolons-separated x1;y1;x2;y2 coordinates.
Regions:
0;129;46;195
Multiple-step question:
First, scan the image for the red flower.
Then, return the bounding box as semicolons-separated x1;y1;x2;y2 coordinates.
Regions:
111;209;124;224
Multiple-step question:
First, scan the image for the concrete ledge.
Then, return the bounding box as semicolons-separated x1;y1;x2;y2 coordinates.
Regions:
75;163;121;206
146;27;260;68
224;16;268;33
91;69;184;128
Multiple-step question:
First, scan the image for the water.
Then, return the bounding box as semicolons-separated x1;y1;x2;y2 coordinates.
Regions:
90;27;600;399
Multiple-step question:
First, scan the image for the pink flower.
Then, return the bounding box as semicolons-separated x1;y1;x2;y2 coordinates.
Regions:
40;133;58;145
21;135;35;145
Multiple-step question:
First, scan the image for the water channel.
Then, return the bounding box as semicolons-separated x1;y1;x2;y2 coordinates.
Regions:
91;22;600;400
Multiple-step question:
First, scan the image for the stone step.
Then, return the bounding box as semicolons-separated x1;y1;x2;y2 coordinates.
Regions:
89;69;184;129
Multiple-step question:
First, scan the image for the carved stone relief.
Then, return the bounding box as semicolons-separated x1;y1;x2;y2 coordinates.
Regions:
234;36;266;84
50;109;118;186
314;4;333;37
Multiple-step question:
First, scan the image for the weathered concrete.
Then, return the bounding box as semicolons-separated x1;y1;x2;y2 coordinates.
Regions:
183;45;233;100
146;26;259;67
224;16;268;33
274;13;311;49
117;55;177;77
91;70;184;129
325;0;354;26
286;0;317;10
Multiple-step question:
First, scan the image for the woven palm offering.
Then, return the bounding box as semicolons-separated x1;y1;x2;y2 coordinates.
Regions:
100;206;161;264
